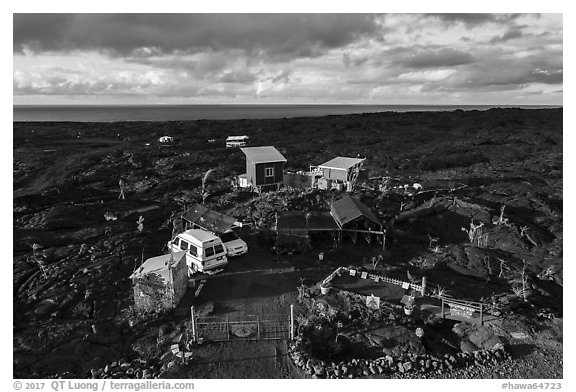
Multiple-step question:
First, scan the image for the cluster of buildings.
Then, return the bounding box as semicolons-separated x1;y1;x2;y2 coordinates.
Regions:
130;139;375;315
237;145;368;193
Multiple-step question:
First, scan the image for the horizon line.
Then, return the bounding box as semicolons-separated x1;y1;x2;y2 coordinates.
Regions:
13;103;563;107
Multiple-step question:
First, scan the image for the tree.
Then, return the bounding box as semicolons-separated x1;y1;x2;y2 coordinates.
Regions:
202;169;215;203
31;243;47;279
118;178;126;200
136;215;145;232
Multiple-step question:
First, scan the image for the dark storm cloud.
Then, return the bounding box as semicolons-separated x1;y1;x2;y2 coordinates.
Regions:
13;14;382;58
427;13;523;27
399;47;475;68
489;29;524;44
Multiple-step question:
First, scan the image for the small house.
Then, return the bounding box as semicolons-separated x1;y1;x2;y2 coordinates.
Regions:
130;251;188;314
240;146;287;192
315;157;366;191
226;135;250;148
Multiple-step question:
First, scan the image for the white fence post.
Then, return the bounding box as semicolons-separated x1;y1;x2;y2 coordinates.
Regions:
421;276;427;296
190;306;196;341
290;304;295;340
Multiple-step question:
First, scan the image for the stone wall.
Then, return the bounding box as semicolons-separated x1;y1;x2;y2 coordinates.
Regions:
289;341;510;378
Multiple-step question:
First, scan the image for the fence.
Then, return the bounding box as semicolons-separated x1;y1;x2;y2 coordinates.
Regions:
325;266;426;295
321;267;492;325
191;305;295;342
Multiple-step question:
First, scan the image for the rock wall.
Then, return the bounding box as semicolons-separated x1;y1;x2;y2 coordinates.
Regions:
290;341;511;379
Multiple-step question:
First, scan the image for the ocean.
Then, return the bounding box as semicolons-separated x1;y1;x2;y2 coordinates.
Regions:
13;104;560;122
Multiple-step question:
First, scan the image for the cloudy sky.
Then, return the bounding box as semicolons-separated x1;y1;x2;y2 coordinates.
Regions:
13;13;563;105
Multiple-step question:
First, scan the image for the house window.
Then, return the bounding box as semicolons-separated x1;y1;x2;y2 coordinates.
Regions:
265;167;274;177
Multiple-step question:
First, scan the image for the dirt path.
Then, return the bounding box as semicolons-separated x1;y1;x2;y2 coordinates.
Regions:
184;340;303;378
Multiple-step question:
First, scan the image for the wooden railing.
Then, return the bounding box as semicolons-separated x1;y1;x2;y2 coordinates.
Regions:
321;266;494;325
323;266;424;294
440;296;485;325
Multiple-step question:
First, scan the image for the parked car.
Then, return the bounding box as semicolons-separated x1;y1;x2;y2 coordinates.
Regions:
167;229;228;274
220;230;248;257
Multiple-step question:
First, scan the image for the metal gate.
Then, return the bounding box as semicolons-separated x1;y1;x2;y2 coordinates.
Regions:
191;305;294;342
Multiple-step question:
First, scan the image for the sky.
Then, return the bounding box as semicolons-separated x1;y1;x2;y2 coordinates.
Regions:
12;13;563;105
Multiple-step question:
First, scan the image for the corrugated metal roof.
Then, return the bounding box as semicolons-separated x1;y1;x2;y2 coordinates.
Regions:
181;204;240;234
130;251;186;279
330;195;380;228
318;156;365;170
241;146;287;163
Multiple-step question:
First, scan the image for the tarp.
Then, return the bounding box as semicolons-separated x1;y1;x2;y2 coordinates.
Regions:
181;204;240;234
275;197;380;232
276;211;339;232
330;195;381;228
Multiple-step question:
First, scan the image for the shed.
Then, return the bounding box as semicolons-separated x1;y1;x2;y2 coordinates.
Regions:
331;195;381;229
181;204;241;234
240;146;287;192
331;195;385;248
275;211;339;253
273;196;385;251
130;251;188;314
315;156;365;191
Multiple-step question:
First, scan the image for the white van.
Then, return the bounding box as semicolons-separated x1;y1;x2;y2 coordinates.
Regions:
220;231;248;257
168;229;228;274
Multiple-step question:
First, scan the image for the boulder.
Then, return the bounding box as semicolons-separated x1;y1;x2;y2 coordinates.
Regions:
313;364;326;377
403;361;413;372
33;299;59;319
460;339;478;353
468;326;503;350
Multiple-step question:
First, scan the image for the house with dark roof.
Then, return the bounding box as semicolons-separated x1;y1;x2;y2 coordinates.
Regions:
314;156;366;191
240;146;287;192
